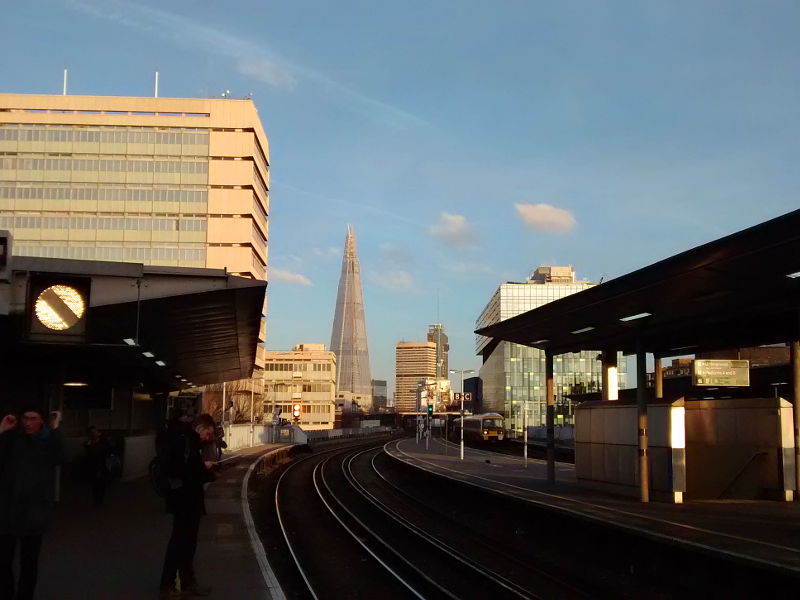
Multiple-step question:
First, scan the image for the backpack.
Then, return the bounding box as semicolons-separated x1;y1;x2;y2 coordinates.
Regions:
148;455;170;497
149;425;172;497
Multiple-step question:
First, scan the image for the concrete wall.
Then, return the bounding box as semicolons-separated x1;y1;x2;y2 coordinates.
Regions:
575;400;683;501
684;398;795;500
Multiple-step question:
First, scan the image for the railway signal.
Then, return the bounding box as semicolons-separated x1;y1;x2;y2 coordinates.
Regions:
427;404;434;417
292;403;301;422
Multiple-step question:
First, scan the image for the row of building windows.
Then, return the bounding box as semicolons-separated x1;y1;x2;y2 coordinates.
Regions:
270;404;332;415
0;127;209;146
0;157;208;174
0;215;206;231
14;244;207;262
264;362;332;372
0;185;208;203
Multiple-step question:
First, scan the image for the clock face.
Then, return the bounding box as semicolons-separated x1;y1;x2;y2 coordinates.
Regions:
34;285;86;331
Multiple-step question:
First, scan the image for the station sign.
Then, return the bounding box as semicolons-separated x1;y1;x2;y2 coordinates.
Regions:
693;359;749;387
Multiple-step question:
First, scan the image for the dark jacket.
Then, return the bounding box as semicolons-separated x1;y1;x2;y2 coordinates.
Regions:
161;420;213;515
0;427;64;535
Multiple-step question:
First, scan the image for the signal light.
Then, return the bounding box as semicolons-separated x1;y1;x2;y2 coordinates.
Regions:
292;403;301;421
427;404;433;417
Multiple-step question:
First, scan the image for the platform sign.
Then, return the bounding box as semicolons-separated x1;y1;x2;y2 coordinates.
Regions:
693;359;749;387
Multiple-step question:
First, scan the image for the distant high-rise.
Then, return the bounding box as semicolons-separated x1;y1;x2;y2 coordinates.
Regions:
330;226;372;407
427;324;449;378
395;341;437;412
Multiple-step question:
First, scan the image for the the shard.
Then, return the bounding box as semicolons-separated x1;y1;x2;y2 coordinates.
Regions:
330;226;373;407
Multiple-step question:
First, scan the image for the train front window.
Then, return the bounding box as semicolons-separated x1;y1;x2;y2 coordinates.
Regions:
483;418;502;428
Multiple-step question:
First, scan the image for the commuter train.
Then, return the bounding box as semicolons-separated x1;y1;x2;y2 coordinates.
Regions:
451;412;505;443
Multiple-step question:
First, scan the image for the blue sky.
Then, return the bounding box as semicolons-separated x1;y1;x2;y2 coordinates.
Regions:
4;1;800;393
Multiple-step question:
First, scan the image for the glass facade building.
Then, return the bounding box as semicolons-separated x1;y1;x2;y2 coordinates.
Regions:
476;266;627;433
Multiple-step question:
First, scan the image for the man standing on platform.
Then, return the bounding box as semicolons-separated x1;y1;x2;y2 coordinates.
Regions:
0;407;64;600
158;412;217;598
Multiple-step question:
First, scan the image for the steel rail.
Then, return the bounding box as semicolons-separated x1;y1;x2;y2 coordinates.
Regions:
312;452;430;600
343;448;535;599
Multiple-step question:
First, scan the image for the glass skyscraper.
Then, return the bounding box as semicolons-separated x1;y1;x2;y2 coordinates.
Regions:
476;266;626;433
330;226;372;407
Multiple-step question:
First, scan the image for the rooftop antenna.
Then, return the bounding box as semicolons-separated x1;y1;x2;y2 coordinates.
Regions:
154;71;159;98
62;69;68;95
598;273;607;284
220;90;230;98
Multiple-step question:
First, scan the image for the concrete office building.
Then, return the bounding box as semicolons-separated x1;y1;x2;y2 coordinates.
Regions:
262;344;335;431
476;266;627;433
0;92;269;372
395;341;437;413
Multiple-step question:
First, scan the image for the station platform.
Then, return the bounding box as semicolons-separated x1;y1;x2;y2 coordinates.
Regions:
33;444;287;599
386;436;800;577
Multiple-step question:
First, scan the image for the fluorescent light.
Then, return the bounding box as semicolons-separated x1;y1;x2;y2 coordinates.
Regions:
155;360;166;366
570;326;595;334
531;339;550;344
63;382;88;387
123;338;136;346
175;375;182;379
787;271;800;279
619;312;652;322
671;345;697;351
180;378;187;382
142;351;155;358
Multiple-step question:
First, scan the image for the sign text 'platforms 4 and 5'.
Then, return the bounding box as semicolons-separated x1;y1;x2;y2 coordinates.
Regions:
693;359;750;387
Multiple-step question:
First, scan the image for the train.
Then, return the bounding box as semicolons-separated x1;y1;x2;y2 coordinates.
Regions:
451;412;505;443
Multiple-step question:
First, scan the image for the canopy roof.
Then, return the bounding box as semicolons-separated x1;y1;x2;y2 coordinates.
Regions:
1;257;266;391
476;209;800;357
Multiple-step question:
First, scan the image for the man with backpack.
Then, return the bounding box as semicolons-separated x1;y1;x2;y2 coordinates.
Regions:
157;412;217;598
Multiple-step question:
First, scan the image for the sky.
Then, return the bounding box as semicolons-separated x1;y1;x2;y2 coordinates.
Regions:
3;1;800;394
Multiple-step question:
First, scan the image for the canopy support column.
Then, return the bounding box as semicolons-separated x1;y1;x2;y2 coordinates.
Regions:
655;357;663;400
546;350;555;484
601;350;619;401
636;339;650;503
792;338;800;497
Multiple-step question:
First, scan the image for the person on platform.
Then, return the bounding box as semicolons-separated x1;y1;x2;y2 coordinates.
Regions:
158;412;216;599
84;425;111;507
0;407;64;600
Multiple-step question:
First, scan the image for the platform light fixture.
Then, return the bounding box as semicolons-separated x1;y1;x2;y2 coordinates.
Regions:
155;360;166;366
786;271;800;279
63;381;88;387
142;351;155;358
570;326;596;334
531;339;549;344
619;312;652;322
123;338;136;346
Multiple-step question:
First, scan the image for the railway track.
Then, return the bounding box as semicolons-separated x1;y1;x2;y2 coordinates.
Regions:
255;439;596;599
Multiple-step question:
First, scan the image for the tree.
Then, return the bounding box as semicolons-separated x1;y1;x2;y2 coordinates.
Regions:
203;377;264;424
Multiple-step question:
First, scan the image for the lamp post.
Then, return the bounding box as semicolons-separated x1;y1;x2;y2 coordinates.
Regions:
450;368;475;460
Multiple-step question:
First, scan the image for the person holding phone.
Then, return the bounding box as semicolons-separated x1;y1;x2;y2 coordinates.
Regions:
0;407;64;600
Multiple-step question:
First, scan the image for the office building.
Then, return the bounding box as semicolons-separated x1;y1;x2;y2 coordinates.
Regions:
330;225;372;407
395;341;437;412
262;344;335;431
427;323;449;378
372;379;388;411
0;92;269;371
476;266;626;432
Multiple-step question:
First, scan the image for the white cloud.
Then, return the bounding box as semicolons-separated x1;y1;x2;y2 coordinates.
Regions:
428;212;476;246
270;268;311;286
515;203;577;234
311;246;341;260
66;0;423;127
372;269;414;291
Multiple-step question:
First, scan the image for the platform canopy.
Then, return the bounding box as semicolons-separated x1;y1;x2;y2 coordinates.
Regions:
476;209;800;357
0;256;266;391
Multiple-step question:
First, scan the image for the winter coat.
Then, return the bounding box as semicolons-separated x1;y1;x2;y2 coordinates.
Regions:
0;427;64;535
161;420;213;515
